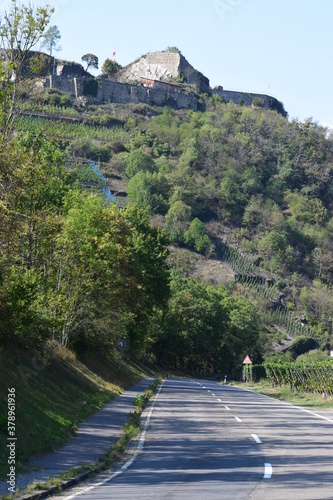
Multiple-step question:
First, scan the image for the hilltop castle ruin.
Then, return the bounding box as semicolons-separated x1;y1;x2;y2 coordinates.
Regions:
43;50;286;116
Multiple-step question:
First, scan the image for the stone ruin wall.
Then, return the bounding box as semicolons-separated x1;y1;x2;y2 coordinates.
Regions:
44;75;285;115
212;88;286;116
45;75;198;111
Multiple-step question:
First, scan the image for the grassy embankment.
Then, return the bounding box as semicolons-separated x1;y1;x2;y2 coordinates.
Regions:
0;341;157;480
232;379;333;409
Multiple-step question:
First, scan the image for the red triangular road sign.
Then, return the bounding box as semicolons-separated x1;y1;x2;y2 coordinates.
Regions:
243;355;252;365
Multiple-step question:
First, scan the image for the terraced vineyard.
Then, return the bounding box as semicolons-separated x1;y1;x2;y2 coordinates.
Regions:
216;240;317;339
15;115;129;142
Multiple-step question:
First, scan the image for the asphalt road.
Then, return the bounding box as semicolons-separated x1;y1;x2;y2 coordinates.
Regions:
54;377;333;500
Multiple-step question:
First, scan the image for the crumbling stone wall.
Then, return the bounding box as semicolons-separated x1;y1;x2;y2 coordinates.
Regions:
45;75;198;110
44;75;286;115
212;87;287;116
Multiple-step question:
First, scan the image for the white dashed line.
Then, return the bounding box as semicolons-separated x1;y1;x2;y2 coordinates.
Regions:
264;463;272;479
224;405;230;410
234;416;242;422
251;434;262;443
212;393;215;396
217;399;222;402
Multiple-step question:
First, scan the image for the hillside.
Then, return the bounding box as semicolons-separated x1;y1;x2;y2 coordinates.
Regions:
9;85;333;360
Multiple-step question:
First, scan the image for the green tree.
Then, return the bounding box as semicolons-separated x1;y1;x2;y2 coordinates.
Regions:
0;0;53;133
184;218;210;252
153;271;259;373
125;148;155;178
127;171;169;215
101;58;122;78
81;53;98;72
41;25;61;57
165;200;191;243
40;25;61;75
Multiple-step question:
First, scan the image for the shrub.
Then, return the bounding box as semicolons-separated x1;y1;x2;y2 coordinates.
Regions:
291;336;319;357
68;138;111;162
124;148;155;178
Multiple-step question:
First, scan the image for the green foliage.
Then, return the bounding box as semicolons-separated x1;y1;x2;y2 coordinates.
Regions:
68;138;111;162
265;360;333;395
15;115;128;141
125;148;155;178
184;218;210;252
41;25;61;57
291;336;319;356
165;46;181;53
0;1;54;133
101;58;122;78
165;200;191;243
0;127;170;352
127;171;169;215
39;89;73;107
296;349;329;363
75;164;106;185
153;270;260;373
81;53;98;71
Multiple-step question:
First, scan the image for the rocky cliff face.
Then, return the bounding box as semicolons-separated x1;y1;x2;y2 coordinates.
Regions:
118;51;210;91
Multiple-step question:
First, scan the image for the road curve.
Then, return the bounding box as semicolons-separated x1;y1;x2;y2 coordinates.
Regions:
53;377;333;500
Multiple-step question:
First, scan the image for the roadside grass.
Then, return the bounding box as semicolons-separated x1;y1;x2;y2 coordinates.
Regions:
0;341;156;481
230;379;333;409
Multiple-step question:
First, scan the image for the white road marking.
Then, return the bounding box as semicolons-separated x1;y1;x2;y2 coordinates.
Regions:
202;386;206;388
251;434;262;443
224;405;230;410
212;393;216;396
234;416;242;422
208;390;211;392
61;383;164;499
232;385;333;423
217;399;222;402
264;463;272;479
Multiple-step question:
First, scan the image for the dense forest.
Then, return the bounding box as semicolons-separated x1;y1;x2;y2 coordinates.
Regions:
1;2;333;380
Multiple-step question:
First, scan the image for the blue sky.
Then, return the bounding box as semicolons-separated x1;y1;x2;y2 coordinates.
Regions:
1;0;332;127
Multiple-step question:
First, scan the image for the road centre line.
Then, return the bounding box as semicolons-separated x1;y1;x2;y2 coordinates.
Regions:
62;382;164;499
251;434;262;444
234;416;242;422
264;463;272;479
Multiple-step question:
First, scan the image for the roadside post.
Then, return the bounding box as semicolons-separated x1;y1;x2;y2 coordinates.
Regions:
118;337;127;371
242;355;252;383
